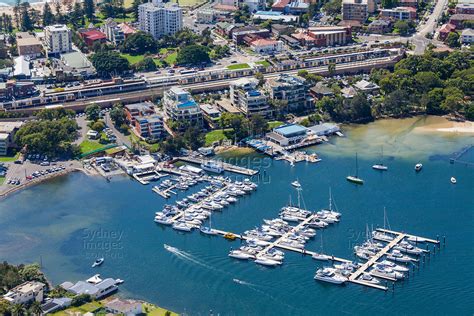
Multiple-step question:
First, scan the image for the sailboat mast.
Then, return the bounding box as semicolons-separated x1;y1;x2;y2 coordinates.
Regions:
355;153;359;177
329;187;332;211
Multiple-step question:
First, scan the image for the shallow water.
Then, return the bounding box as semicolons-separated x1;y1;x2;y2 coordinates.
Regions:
1;116;473;315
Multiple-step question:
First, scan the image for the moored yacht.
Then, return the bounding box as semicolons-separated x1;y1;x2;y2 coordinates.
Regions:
314;268;347;284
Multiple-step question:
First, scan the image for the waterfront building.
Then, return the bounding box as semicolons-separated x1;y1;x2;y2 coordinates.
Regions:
354;79;380;94
307;122;340;136
105;298;142;315
163;86;203;129
0;121;23;156
125;102;156;123
41;298;73;314
230;78;271;117
342;0;375;22
3;281;45;304
135;115;164;140
102;18;126;45
380;7;417;20
266;124;308;146
265;74;314;112
138;0;183;39
16;32;42;58
61;278;118;299
44;24;72;56
200;103;222;127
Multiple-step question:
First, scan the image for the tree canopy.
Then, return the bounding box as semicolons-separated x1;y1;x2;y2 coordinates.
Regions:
176;45;210;66
90;51;130;76
121;32;158;55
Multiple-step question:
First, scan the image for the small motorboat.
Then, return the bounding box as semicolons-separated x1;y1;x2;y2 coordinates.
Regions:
314;268;347;284
200;226;218;236
450;177;457;184
415;163;423;172
254;256;281;267
224;233;238;240
291;180;301;188
387;250;418;263
359;273;380;285
228;250;254;260
372;164;388;171
115;279;124;284
92;258;104;268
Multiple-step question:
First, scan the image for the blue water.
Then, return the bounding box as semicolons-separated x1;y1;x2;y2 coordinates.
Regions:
1;117;473;315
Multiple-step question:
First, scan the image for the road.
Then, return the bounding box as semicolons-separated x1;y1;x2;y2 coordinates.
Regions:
104;113;132;148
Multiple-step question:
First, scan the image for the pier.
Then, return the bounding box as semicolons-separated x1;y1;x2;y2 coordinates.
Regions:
176;157;258;176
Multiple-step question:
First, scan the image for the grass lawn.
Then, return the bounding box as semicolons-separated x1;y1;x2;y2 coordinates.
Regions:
227;63;250;70
121;53;146;64
164;51;178;65
143;302;178;316
79;140;107;154
0;176;5;185
0;152;19;162
52;301;103;316
169;0;205;6
130;133;160;152
124;0;134;9
268;121;284;129
205;129;232;146
256;60;271;67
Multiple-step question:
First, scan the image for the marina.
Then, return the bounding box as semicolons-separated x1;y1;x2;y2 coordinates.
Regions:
176;156;258;176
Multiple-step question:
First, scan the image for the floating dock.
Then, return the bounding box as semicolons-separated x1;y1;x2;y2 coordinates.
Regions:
177;157;258;176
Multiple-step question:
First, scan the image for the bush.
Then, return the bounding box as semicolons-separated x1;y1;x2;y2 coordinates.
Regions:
91;121;105;132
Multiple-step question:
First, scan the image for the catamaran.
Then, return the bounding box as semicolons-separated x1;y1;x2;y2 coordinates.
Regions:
347;153;364;184
372;147;388;171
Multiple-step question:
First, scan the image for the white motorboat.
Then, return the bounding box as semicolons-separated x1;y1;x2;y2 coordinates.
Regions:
229;250;255;260
371;264;405;280
92;258;104;268
280;214;301;222
394;241;427;255
406;236;428;243
387;250;418;263
312;253;331;261
246;238;269;247
154;216;173;225
201;160;224;174
200;226;218;235
314;268;347;284
450;177;457;184
279;239;305;249
291;180;301;188
87;274;102;284
372;231;394;242
254;257;281;267
260;252;284;262
415;163;423;172
359;273;380;284
355;248;374;260
172;221;193;232
372;164;388;171
379;260;409;272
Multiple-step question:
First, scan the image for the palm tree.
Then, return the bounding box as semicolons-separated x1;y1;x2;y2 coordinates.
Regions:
29;301;42;316
11;303;25;316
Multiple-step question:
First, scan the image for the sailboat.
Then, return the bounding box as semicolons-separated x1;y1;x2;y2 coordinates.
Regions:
372;147;388;171
346;153;364;184
200;211;218;235
312;233;330;261
372;208;394;242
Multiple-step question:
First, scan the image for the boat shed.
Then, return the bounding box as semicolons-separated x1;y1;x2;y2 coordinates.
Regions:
266;124;308;146
307;123;340;136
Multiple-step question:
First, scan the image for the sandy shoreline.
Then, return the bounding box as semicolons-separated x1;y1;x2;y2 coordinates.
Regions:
414;117;474;134
0;0;73;17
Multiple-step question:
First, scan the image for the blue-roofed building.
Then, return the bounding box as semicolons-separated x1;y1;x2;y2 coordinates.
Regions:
266;123;308;146
163;86;203;130
229;78;271;117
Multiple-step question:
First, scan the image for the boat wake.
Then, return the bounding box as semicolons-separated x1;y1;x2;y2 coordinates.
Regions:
164;244;227;273
232;278;256;287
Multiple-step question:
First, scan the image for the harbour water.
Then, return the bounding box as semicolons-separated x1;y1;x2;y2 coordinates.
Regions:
1;116;473;315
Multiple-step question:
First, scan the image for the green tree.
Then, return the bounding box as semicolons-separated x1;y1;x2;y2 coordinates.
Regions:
254;72;265;87
11;303;25;316
28;301;42;316
424;87;445;114
20;3;33;31
85;104;101;121
83;0;94;21
134;57;157;72
176;45;210;65
42;2;54;26
92;120;105;132
394;20;410;35
35;108;75;120
0;299;11;315
121;32;158;54
328;62;336;76
381;0;397;8
441;86;464;112
249;115;268;135
183;126;204;150
446;32;461;48
90;51;130;76
465;102;474;121
110;104;125;126
322;0;342;15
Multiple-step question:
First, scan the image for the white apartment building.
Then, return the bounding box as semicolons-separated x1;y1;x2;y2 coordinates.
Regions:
3;281;45;305
163;86;203;130
44;24;72;55
230;78;270;117
138;0;183;39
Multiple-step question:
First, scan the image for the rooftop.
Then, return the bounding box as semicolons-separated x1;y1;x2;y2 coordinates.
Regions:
200;103;221;115
45;24;70;32
250;38;279;46
461;28;474;35
106;298;141;312
81;29;107;41
274;124;307;137
450;13;474;20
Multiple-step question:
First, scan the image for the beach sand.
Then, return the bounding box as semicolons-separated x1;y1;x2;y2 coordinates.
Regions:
0;0;75;18
414;116;474;134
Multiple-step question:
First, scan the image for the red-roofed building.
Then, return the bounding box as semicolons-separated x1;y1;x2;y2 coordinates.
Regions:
80;29;107;46
213;4;239;11
272;0;290;11
249;38;283;54
438;23;456;40
118;23;138;38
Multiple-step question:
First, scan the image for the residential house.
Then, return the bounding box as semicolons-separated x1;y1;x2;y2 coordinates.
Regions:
41;298;73;314
398;0;418;7
310;82;335;99
102;18;125;45
449;14;474;28
2;281;45;304
229;78;270;117
163;86;203;129
249;38;283;54
135;115;164;140
438;23;456;40
368;19;392;34
265;74;314;112
105;298;142;315
200;103;221;126
124;102;156;123
271;24;295;37
380;7;417;20
62;278;118;299
80;29;107;46
456;3;474;14
461;28;474;43
16;32;42;58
